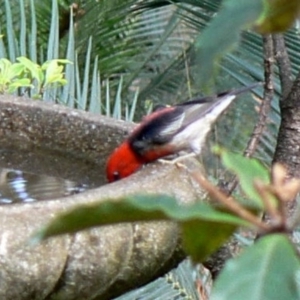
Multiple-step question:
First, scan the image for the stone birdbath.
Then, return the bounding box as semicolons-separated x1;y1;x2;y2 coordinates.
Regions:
0;95;202;300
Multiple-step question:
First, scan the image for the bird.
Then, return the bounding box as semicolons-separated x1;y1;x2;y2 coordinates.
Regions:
106;83;260;182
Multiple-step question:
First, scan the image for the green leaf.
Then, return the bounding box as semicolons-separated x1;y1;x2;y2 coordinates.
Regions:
255;0;300;33
33;194;249;261
41;59;71;70
211;234;300;300
45;74;64;85
8;78;33;93
0;58;12;79
17;56;41;82
194;0;263;86
43;59;70;86
215;147;270;208
9;63;27;78
181;219;236;262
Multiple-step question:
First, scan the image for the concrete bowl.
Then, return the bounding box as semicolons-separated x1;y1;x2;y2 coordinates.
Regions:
0;95;202;300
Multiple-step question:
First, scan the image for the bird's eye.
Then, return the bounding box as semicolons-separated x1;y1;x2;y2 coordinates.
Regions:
113;171;120;181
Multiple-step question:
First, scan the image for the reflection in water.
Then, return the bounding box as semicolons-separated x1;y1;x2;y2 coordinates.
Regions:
0;168;88;204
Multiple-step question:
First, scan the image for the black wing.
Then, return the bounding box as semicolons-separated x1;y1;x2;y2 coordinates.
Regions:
129;107;185;154
130;83;261;154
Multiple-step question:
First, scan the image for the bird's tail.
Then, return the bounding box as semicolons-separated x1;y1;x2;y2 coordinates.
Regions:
219;82;263;97
179;82;262;106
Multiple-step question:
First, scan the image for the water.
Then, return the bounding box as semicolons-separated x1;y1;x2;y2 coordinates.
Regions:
0;168;88;204
0;148;105;205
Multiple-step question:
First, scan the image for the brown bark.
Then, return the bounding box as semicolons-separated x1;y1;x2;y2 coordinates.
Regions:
272;34;299;219
273;34;293;100
244;35;274;158
273;65;300;178
226;35;274;195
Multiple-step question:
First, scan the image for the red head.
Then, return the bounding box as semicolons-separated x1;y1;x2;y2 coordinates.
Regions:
106;139;174;182
106;141;144;182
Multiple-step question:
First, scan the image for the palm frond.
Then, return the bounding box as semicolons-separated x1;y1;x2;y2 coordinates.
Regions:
114;259;211;300
132;1;283;166
0;0;140;120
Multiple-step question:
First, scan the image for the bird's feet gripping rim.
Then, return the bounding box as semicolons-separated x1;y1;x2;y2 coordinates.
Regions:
158;152;197;169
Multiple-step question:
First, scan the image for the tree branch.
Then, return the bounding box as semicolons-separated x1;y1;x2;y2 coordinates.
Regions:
244;35;274;158
273;70;300;177
272;34;293;99
226;35;274;194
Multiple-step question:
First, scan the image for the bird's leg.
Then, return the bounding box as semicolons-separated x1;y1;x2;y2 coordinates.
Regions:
158;152;197;167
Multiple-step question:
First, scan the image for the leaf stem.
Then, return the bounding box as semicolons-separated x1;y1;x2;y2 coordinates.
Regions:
192;172;269;231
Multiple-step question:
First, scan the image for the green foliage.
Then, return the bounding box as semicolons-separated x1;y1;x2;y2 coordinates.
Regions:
0;0;141;119
1;1;300;298
193;0;300;87
115;258;210;300
0;57;70;97
214;146;270;208
0;58;32;93
0;1;298;299
211;234;300;300
194;0;263;87
0;0;200;116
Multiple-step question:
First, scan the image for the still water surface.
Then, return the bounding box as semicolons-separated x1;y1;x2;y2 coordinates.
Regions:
0;148;104;204
0;168;88;204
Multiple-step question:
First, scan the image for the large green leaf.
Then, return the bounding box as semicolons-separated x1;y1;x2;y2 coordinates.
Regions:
181;219;236;262
194;0;263;86
211;234;300;300
33;194;249;262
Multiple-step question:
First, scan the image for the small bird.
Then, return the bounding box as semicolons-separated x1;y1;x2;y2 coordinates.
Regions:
106;84;259;182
